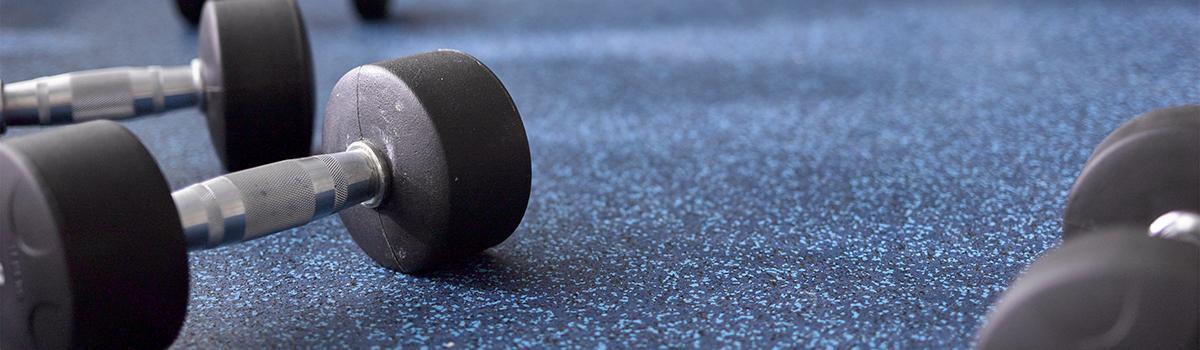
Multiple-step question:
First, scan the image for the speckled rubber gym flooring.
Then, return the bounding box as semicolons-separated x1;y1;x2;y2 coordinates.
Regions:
2;0;1197;348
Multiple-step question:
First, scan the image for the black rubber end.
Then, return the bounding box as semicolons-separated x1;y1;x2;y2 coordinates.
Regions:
353;0;390;19
175;0;205;25
323;50;532;273
1064;105;1200;239
0;121;189;349
977;230;1199;349
198;0;315;171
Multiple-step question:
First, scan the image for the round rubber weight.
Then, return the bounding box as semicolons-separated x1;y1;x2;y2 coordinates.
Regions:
1063;105;1200;239
322;50;532;273
175;0;205;25
0;121;188;349
197;0;315;171
353;0;390;19
977;230;1199;349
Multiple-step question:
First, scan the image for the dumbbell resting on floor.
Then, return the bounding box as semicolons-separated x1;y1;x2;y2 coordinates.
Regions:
1;0;314;171
977;106;1200;349
176;0;390;24
0;50;530;350
976;219;1200;349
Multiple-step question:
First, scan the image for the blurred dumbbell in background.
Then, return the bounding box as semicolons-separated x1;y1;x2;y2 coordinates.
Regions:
977;106;1200;349
1;0;313;171
176;0;391;24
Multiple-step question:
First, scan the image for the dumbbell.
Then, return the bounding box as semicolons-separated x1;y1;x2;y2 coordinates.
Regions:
176;0;390;25
977;106;1200;349
0;50;531;349
1063;105;1200;238
2;0;314;171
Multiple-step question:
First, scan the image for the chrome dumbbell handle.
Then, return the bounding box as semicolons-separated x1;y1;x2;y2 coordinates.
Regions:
174;141;390;251
0;59;203;127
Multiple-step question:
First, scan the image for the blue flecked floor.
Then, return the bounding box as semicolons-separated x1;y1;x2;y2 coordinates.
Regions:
2;0;1199;348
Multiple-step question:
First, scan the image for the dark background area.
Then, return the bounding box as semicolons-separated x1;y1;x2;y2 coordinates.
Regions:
1;0;1197;347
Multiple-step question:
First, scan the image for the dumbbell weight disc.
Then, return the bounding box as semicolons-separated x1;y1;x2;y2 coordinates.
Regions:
354;0;390;19
322;50;532;273
0;121;189;349
180;0;389;24
977;229;1199;349
176;0;205;25
198;0;315;171
1063;106;1200;239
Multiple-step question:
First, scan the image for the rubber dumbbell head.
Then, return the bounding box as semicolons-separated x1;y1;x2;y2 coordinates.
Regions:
322;50;531;272
976;228;1200;349
0;121;188;350
176;0;205;24
353;0;391;19
177;0;391;24
1;0;314;171
197;0;315;170
1063;105;1200;239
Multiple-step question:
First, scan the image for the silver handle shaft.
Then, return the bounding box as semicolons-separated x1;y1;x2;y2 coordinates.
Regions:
173;142;389;251
1;60;203;126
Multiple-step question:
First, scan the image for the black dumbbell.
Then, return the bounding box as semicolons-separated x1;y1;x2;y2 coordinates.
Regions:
976;221;1199;349
2;0;314;171
1063;105;1200;238
977;107;1200;349
176;0;390;25
0;50;531;349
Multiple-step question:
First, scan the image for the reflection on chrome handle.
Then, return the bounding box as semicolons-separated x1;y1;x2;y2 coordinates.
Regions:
173;141;389;251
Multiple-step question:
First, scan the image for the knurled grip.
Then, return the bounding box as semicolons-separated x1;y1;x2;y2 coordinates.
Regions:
1;61;202;127
173;143;387;250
